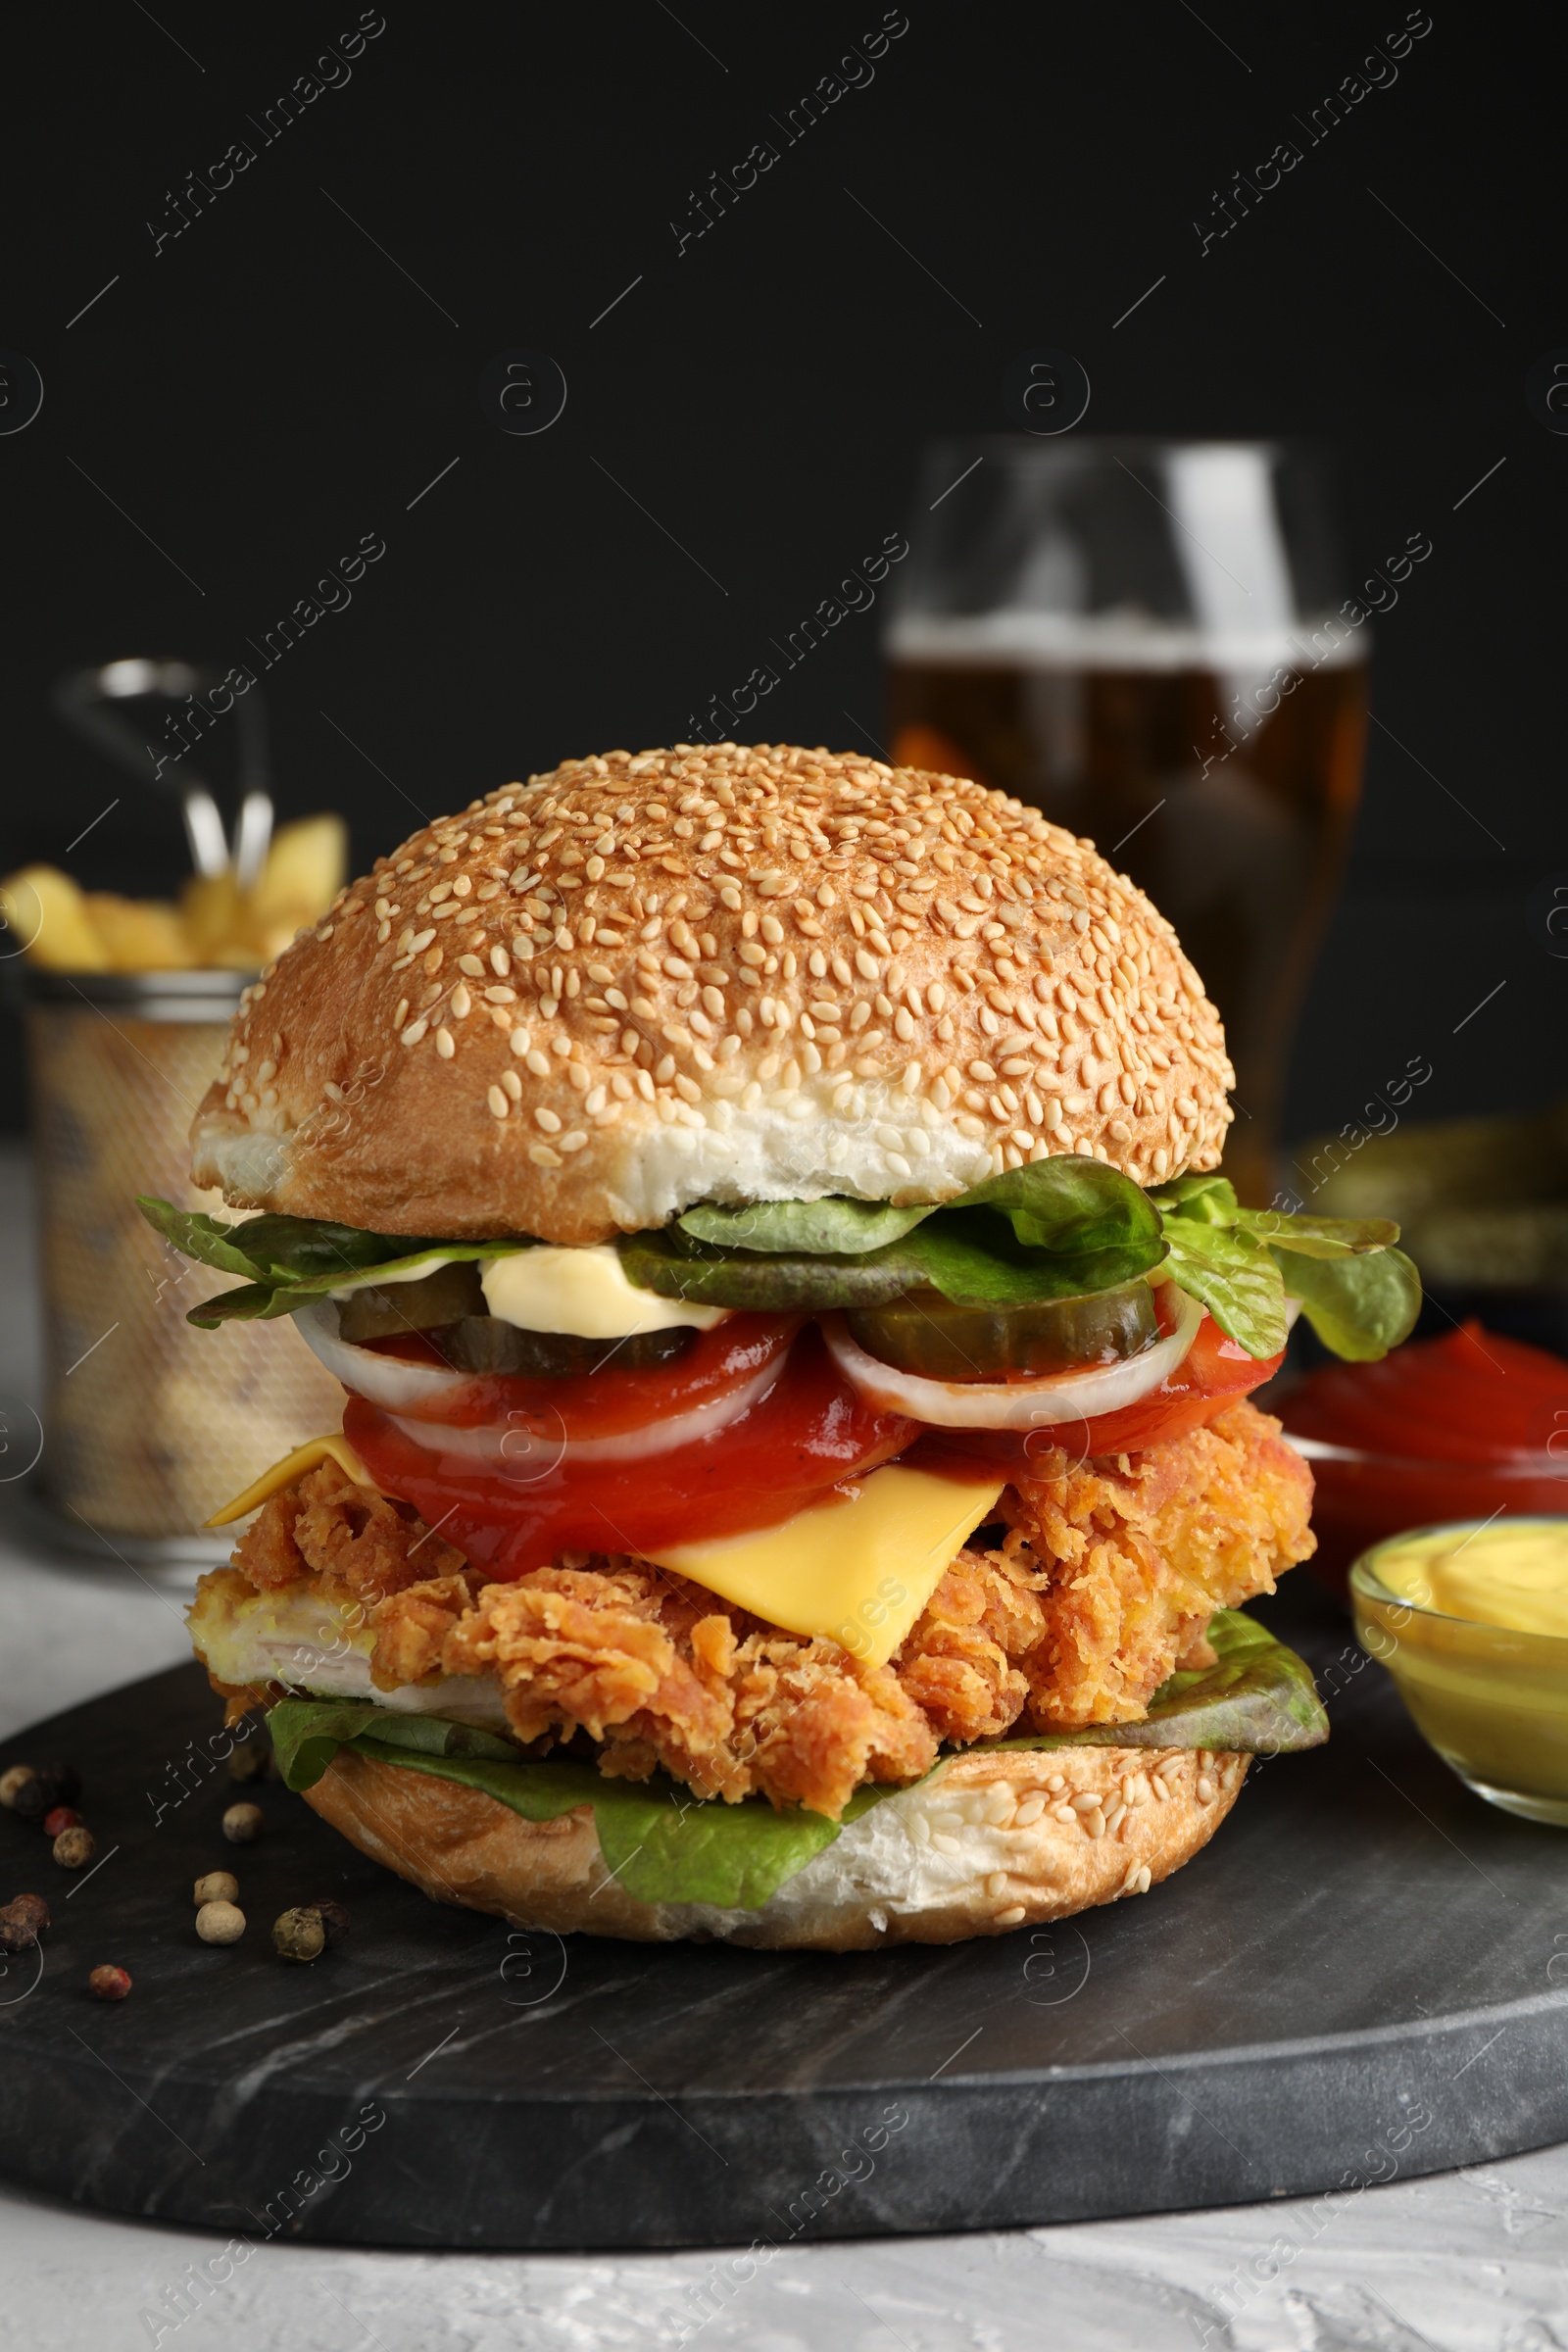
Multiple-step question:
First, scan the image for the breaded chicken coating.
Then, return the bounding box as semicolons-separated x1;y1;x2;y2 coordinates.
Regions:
216;1399;1312;1818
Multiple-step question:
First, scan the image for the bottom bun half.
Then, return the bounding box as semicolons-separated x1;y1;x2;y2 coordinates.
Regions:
301;1743;1247;1950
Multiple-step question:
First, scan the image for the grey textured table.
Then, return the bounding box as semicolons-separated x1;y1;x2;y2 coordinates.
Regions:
4;1145;1568;2349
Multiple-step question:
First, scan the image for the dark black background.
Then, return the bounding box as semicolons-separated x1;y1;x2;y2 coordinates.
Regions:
2;1;1559;1158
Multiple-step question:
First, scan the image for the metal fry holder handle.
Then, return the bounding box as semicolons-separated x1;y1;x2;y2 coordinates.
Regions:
52;658;273;885
19;661;341;1577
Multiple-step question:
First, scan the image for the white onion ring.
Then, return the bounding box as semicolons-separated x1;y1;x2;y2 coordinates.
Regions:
386;1350;786;1467
294;1297;789;1464
819;1289;1205;1431
293;1298;471;1412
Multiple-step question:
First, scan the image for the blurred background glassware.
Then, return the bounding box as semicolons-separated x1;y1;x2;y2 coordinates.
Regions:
886;438;1368;1203
1;661;349;1575
1283;1320;1568;1600
1298;1100;1568;1357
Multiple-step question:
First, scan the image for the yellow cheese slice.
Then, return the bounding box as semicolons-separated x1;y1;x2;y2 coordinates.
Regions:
646;1465;1004;1669
204;1432;378;1528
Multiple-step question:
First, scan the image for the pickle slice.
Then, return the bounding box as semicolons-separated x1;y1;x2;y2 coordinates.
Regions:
426;1320;697;1378
337;1260;486;1341
845;1278;1159;1382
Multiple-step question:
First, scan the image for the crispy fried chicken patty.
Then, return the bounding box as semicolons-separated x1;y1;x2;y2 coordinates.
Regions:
214;1399;1313;1819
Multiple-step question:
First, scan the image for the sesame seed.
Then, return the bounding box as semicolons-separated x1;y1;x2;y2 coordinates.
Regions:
435;1026;455;1058
528;1141;563;1166
401;1018;428;1046
487;1085;509;1118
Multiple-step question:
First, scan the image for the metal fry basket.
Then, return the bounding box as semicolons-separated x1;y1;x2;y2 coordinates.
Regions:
23;969;344;1569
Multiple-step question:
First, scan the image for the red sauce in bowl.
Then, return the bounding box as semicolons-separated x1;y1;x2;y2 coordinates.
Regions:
1282;1320;1568;1594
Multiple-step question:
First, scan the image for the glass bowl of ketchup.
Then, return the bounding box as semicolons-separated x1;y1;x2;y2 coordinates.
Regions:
1280;1320;1568;1599
1352;1519;1568;1826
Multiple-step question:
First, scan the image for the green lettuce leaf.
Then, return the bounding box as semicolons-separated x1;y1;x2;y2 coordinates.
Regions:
902;1208;1162;1307
677;1198;935;1254
1153;1172;1236;1222
137;1198;534;1329
270;1697;535;1787
266;1610;1322;1911
959;1158;1164;1257
1150;1180;1419;1361
984;1608;1328;1757
269;1695;883;1910
147;1152;1417;1365
1268;1243;1422;1361
637;1161;1167;1313
1159;1222;1290;1359
1239;1209;1401;1260
188;1281;312;1329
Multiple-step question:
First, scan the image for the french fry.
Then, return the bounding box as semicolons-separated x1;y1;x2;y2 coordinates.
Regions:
3;811;348;973
84;894;194;971
0;866;111;970
249;814;348;931
178;871;248;964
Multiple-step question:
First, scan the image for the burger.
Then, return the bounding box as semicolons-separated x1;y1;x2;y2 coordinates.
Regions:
142;744;1418;1949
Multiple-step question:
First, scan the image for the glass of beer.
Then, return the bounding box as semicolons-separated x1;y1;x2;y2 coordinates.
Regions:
886;438;1369;1204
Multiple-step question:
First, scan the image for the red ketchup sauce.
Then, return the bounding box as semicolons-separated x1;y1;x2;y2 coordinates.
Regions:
339;1303;1284;1579
361;1312;796;1437
344;1324;916;1579
1282;1320;1568;1595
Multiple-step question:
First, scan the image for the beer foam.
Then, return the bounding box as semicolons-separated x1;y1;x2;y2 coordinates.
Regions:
885;610;1366;671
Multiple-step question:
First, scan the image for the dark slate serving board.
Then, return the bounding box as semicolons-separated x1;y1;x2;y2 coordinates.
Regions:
4;1579;1568;2252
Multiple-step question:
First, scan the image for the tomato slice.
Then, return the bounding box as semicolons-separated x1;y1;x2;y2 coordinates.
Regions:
344;1325;917;1579
907;1313;1284;1480
363;1312;798;1440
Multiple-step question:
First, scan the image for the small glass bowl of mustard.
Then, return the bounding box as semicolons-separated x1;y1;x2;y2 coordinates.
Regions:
1351;1518;1568;1825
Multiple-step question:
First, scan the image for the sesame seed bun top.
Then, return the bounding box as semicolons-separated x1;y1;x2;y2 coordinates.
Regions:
189;745;1234;1244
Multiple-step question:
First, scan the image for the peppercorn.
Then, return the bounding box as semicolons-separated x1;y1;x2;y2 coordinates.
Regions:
193;1871;239;1906
271;1907;325;1963
0;1893;49;1950
11;1764;79;1822
226;1740;270;1785
221;1802;264;1845
300;1897;350;1949
52;1826;96;1870
0;1765;36;1810
88;1964;131;2000
42;1806;79;1838
196;1900;246;1945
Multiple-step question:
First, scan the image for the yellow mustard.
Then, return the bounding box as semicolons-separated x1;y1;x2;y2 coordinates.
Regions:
1352;1517;1568;1826
1374;1520;1568;1637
